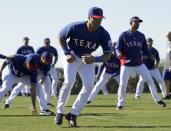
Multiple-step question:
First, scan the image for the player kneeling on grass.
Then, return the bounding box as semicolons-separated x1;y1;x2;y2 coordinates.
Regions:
0;52;54;115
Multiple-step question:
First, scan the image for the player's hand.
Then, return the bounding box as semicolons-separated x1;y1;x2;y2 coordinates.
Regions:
66;54;75;63
81;54;95;64
150;55;156;61
31;106;38;115
169;67;171;72
39;79;44;84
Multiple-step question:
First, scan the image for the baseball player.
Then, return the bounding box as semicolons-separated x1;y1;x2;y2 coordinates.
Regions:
163;31;171;99
135;38;167;99
115;16;166;110
16;37;35;96
0;53;53;115
54;7;112;127
94;64;109;95
37;38;59;105
3;52;53;111
87;45;120;104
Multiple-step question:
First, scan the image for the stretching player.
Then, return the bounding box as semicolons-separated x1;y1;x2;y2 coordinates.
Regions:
163;31;171;98
0;53;54;115
54;7;112;127
135;38;168;99
3;52;53;111
37;38;59;105
17;37;34;96
115;16;166;110
87;44;120;103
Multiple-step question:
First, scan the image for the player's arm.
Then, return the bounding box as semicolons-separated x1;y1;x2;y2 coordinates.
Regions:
82;52;111;64
116;34;124;59
30;71;38;115
155;49;160;67
52;48;58;67
30;83;37;115
58;35;75;63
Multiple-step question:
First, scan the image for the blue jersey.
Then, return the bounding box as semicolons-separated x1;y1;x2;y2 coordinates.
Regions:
9;53;51;84
116;30;149;66
59;21;112;57
102;54;120;76
16;45;34;55
37;46;58;60
143;47;160;70
39;63;51;76
9;54;39;84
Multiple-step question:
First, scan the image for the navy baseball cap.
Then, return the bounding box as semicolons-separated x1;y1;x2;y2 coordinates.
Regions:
130;16;143;23
44;38;50;42
41;51;53;64
23;37;29;40
147;38;153;42
26;54;39;70
88;7;105;18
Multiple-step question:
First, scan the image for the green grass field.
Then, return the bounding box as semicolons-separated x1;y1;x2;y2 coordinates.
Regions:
0;93;171;131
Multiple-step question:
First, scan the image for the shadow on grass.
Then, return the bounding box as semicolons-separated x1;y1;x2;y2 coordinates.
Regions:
62;125;171;128
66;105;115;108
0;114;55;117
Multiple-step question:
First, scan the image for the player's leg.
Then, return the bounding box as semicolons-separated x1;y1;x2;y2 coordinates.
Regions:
0;66;17;102
117;66;132;109
163;69;171;96
42;75;52;106
55;56;79;126
135;64;165;107
65;63;94;127
150;68;167;97
135;75;145;98
4;82;23;107
87;70;110;103
49;67;59;97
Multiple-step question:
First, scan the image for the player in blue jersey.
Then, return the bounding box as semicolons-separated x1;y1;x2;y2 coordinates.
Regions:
135;38;168;99
115;16;166;110
163;31;171;99
3;52;54;112
87;44;120;103
37;38;59;105
17;37;34;55
16;37;35;96
54;7;112;127
0;53;54;115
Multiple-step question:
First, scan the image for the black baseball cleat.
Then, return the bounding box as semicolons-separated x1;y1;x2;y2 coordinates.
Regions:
54;113;64;126
40;109;54;115
86;101;91;104
47;103;54;107
3;104;10;109
65;113;77;127
162;94;171;100
116;106;123;110
157;100;166;108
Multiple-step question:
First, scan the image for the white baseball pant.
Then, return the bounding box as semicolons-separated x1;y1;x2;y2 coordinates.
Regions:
88;68;120;102
135;68;167;97
57;53;95;115
49;66;59;96
117;64;161;107
1;65;49;111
